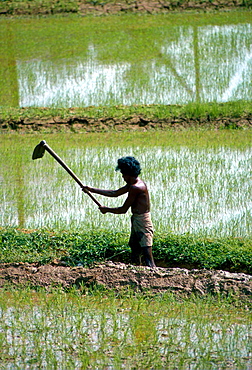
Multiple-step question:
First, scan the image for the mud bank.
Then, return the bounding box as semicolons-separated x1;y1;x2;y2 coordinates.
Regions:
79;0;251;15
1;114;252;132
1;261;251;301
0;0;250;16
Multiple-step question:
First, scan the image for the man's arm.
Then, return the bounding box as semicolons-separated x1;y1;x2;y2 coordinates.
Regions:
82;185;129;197
99;186;139;214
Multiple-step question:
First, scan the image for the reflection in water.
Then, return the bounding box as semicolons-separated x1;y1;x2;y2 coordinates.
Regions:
18;57;131;107
1;306;251;370
1;23;19;106
17;23;252;107
222;47;252;101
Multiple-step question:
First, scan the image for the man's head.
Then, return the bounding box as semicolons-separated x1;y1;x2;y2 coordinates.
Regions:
116;156;141;178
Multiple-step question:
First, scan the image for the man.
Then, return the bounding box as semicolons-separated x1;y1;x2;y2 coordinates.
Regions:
82;156;156;268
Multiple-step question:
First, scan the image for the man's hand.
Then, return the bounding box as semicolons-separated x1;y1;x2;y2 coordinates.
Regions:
99;206;109;214
82;186;91;193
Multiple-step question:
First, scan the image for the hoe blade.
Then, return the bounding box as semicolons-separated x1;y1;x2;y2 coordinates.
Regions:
31;139;101;207
32;141;46;160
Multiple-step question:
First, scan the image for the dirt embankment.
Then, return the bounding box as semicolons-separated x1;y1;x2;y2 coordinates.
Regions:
0;0;250;16
1;261;251;301
1;114;252;132
79;0;250;15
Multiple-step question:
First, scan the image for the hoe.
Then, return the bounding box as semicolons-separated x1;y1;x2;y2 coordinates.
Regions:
32;140;101;207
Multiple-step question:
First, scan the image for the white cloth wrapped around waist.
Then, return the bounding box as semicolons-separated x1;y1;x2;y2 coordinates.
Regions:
129;212;154;247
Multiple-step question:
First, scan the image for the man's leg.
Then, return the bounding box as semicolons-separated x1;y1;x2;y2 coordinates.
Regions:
142;246;156;268
129;232;141;265
130;242;142;265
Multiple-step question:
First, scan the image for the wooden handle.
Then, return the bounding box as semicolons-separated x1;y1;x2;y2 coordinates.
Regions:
42;142;102;207
85;190;102;207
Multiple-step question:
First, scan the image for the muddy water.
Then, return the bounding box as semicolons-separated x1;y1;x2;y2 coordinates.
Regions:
1;12;251;107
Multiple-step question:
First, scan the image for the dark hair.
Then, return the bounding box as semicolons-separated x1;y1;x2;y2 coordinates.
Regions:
116;156;141;177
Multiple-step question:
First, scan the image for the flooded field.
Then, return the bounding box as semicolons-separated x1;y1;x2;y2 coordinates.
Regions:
0;11;251;107
0;290;251;370
0;131;251;237
1;10;251;370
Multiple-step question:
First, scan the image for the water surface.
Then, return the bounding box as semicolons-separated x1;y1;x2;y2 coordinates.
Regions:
1;12;251;107
1;133;251;237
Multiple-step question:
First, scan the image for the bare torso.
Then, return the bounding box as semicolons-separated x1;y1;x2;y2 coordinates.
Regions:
128;178;150;215
82;176;150;215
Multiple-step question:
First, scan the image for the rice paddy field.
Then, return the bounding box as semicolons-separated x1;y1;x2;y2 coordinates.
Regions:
0;7;252;370
1;9;251;238
1;130;251;237
1;11;252;108
0;288;251;370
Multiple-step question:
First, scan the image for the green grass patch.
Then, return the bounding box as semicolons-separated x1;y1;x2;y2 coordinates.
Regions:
0;0;79;15
154;233;252;273
1;101;251;123
1;228;251;273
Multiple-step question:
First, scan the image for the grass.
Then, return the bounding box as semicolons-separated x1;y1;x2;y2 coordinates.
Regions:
1;228;251;273
0;288;251;369
1;101;252;123
0;0;79;15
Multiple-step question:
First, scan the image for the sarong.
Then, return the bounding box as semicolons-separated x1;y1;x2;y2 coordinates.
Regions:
129;212;154;248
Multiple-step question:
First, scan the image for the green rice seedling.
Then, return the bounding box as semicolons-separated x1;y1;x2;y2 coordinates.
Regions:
0;11;251;108
0;289;251;369
1;131;251;237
